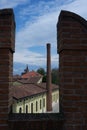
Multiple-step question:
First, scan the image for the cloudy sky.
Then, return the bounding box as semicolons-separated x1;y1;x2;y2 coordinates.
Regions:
0;0;87;74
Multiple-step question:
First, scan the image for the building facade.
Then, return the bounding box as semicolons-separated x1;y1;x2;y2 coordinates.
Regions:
12;82;59;113
12;68;59;113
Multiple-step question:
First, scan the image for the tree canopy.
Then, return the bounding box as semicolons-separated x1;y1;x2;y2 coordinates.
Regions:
37;67;59;85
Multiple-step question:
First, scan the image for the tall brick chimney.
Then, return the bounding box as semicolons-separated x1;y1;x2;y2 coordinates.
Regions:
46;43;52;111
0;9;15;129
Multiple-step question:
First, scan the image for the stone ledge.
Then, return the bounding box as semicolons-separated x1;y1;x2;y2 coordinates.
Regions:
9;112;64;121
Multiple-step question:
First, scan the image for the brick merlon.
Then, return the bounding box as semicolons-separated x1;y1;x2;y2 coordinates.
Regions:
57;10;87;29
57;10;87;53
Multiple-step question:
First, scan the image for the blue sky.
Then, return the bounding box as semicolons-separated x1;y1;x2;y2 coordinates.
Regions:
0;0;87;74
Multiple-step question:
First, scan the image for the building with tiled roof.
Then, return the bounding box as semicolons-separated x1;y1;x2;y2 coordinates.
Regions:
12;82;59;113
17;76;43;84
13;67;43;84
21;70;42;79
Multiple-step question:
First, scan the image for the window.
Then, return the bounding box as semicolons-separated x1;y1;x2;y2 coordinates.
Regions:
53;95;55;102
43;98;45;107
40;99;42;109
26;105;28;113
31;103;33;113
54;94;55;102
36;101;38;112
19;107;22;113
56;94;58;102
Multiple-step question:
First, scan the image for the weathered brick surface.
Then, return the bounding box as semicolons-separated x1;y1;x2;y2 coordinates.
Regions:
0;9;15;130
9;120;63;130
58;10;87;130
9;113;64;130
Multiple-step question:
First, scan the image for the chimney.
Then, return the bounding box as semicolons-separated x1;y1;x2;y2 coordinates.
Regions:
46;43;52;111
0;9;15;129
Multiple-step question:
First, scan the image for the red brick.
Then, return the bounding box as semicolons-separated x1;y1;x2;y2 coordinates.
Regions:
58;10;87;129
0;9;15;129
64;95;82;101
0;126;8;130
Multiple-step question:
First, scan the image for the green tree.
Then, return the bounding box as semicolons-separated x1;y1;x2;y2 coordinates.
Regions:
51;68;59;85
37;68;45;75
37;68;46;82
37;67;59;84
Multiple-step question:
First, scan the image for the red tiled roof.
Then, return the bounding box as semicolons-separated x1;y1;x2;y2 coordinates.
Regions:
21;71;42;79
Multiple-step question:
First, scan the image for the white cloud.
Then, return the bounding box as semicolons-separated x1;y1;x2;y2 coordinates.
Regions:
14;49;46;65
14;48;58;69
16;11;58;47
14;0;87;69
0;0;28;8
61;0;87;19
14;10;59;67
19;0;75;18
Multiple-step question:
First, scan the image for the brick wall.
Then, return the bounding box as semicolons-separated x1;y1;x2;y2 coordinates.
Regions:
0;9;15;130
9;113;64;130
57;10;87;130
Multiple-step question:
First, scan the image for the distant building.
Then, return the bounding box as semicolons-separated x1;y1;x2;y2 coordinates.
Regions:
12;82;59;113
21;65;29;75
13;67;43;84
12;69;59;113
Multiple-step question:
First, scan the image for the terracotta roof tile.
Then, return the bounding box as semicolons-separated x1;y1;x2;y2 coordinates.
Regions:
21;71;42;79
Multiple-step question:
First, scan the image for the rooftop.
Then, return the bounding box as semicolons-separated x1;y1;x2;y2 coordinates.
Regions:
12;83;59;100
21;70;42;79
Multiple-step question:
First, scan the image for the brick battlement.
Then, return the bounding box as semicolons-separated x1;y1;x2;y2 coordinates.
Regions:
58;10;87;52
0;9;15;52
58;10;87;130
